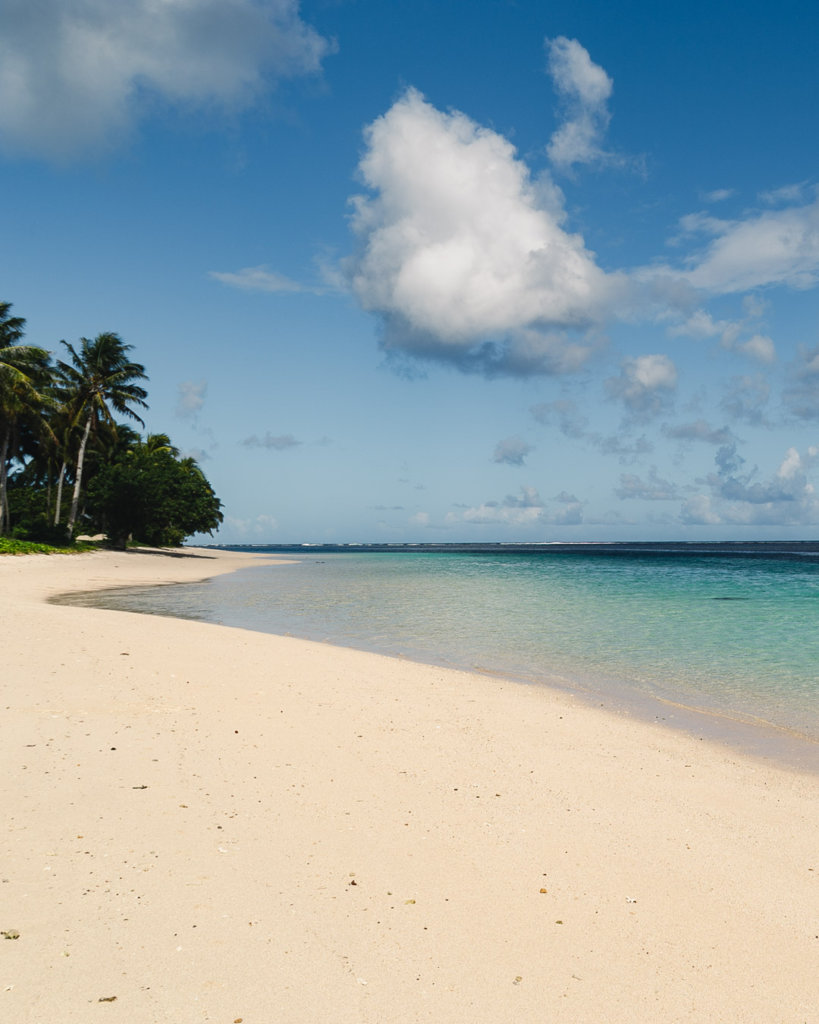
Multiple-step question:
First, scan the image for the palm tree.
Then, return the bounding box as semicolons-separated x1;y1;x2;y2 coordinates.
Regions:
143;432;180;457
0;301;25;347
56;333;148;536
0;303;52;534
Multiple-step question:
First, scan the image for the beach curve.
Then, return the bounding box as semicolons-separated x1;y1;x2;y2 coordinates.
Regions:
2;547;818;1022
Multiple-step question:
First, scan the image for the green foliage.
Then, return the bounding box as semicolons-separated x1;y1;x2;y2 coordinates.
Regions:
56;333;148;430
1;302;56;534
56;332;149;535
87;440;223;549
0;537;92;555
0;301;26;346
6;480;71;544
1;301;223;546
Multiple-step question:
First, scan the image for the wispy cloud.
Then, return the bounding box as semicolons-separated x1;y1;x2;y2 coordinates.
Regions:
210;266;307;293
783;344;819;420
605;354;678;421
662;419;737;446
759;182;808;205
176;379;207;418
667;299;776;363
720;374;772;428
545;37;615;172
731;333;776;363
224;513;279;536
703;188;735;203
209;264;337;294
241;432;302;450
531;398;589;438
616;468;680;501
531;398;654;463
493;436;533;466
682;194;819;293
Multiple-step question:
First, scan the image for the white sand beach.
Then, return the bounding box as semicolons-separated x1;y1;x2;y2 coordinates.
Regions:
2;547;817;1023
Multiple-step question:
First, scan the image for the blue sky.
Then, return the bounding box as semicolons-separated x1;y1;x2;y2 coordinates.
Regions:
2;0;819;543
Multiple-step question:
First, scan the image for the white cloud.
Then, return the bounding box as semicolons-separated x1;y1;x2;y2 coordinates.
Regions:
545;36;613;171
682;445;819;525
662;419;736;446
616;468;680;501
666;301;775;363
532;400;566;430
447;486;544;527
550;491;584;524
679;494;722;525
447;486;585;528
182;446;211;462
176;379;207;417
455;503;545;527
732;333;776;363
209;266;306;293
345;57;818;385
720;374;771;427
493;436;533;466
668;309;728;339
531;398;589;437
783;344;819;420
595;434;654;462
224;513;279;536
347;88;618;377
742;294;767;319
683;195;819;293
759;182;808;205
674;211;733;240
605;354;677;420
532;397;654;463
505;485;546;508
704;188;735;203
0;0;332;159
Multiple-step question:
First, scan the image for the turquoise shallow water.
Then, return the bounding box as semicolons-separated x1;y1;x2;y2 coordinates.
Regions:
70;548;819;766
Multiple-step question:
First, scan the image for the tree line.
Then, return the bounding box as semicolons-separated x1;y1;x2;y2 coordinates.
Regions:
0;301;223;548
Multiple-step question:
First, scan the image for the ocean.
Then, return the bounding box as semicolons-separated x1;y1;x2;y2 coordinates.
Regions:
69;543;819;770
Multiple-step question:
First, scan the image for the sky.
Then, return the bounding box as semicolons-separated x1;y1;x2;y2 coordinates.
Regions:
2;0;819;544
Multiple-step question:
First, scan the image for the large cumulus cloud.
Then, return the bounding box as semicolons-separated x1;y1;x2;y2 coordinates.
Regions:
347;87;620;377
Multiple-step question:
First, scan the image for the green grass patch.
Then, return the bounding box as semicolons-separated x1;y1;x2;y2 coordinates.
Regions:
0;537;96;556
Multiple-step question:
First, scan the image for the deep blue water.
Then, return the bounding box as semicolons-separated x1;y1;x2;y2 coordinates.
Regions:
69;545;819;767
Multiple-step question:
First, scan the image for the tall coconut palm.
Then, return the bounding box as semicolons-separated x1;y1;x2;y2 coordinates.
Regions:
0;303;52;534
56;332;148;536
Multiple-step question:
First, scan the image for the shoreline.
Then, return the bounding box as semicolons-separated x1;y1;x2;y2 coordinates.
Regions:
3;547;818;1022
59;554;819;776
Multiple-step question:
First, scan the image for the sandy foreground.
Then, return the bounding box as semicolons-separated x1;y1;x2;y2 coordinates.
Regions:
2;547;817;1023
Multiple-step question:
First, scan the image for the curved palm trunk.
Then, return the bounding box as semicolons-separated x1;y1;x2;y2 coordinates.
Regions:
54;461;67;526
67;410;93;536
0;428;9;535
